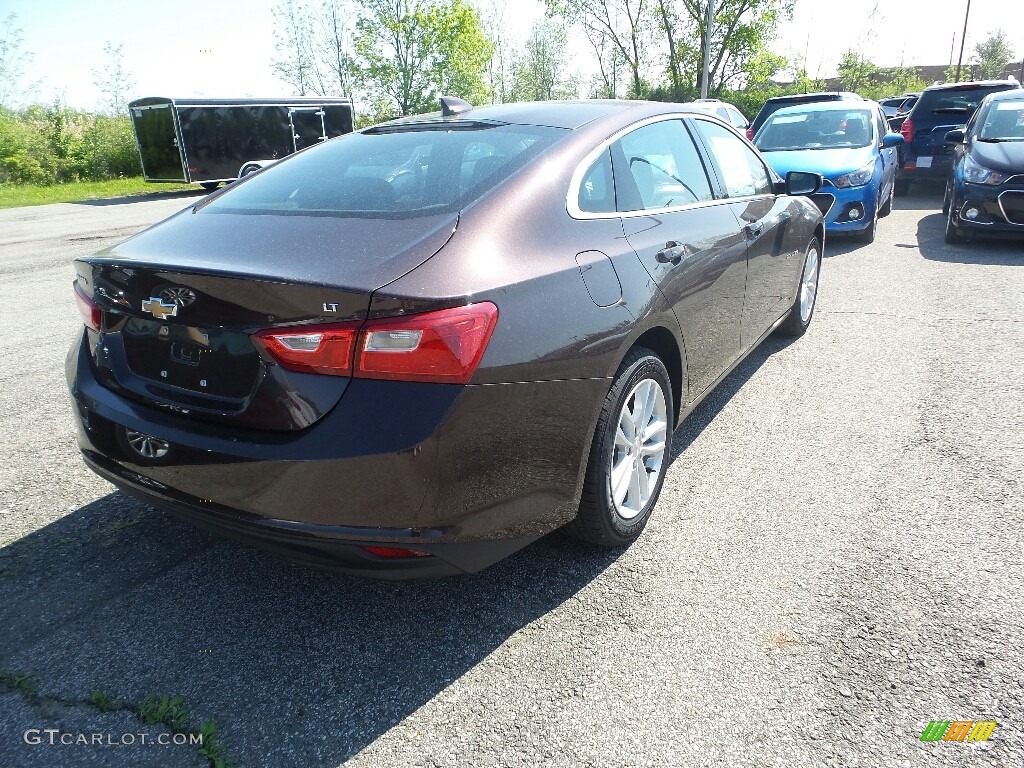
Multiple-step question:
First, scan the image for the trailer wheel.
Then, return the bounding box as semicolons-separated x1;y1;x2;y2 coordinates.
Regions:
200;182;220;192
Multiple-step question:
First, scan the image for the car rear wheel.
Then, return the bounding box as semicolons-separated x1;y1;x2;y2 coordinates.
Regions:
778;238;821;337
569;347;673;547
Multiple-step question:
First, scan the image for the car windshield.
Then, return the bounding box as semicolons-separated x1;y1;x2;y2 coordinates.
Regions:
977;101;1024;141
755;109;874;152
200;121;567;218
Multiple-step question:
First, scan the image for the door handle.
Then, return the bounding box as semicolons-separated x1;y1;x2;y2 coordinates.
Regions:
745;221;764;239
655;241;687;265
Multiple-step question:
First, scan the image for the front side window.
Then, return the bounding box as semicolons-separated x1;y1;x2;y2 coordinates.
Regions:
611;120;714;212
692;119;773;198
201;122;567;218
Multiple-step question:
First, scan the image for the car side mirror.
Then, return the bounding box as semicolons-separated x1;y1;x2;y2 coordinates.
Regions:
881;133;905;148
785;171;822;196
944;129;965;144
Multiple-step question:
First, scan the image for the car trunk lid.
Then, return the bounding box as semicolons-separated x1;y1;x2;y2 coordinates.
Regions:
75;208;458;430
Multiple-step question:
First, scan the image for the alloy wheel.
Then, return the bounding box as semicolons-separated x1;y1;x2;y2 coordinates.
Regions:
609;378;668;520
799;243;820;325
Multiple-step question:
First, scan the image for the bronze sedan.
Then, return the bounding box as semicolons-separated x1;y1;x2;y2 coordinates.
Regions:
68;98;824;578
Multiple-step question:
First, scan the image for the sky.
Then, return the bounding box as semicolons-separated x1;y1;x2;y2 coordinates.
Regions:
2;0;1022;111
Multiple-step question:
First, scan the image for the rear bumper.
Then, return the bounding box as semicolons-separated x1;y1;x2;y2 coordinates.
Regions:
67;332;606;577
898;152;953;183
82;451;533;578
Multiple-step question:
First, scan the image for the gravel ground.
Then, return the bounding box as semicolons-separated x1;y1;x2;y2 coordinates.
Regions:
0;188;1021;768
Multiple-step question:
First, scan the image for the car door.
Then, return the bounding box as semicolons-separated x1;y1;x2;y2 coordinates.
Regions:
875;107;897;199
612;118;747;399
687;117;802;348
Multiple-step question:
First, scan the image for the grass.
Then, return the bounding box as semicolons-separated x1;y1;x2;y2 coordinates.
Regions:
0;671;38;700
0;177;197;209
138;693;191;731
88;689;117;712
2;676;231;767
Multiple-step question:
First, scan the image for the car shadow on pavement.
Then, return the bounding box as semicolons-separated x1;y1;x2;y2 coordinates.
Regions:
0;488;622;766
916;212;1024;266
70;189;209;207
670;332;796;462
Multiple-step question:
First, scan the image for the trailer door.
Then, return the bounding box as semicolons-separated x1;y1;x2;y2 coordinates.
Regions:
131;104;187;181
289;108;326;152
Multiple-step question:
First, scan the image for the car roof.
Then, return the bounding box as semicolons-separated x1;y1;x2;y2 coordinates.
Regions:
768;100;877;117
986;88;1024;102
378;100;647;131
922;80;1021;92
766;91;862;104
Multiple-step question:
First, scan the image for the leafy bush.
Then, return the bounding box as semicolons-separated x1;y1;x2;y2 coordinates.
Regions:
0;105;141;185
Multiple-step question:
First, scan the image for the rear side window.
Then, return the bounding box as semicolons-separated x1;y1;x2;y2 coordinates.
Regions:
578;149;616;213
201;122;567;218
692;119;773;197
611;119;714;211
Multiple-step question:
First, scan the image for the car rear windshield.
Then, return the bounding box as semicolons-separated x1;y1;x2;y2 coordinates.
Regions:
978;100;1024;141
200;121;567;218
915;85;1019;117
756;108;874;151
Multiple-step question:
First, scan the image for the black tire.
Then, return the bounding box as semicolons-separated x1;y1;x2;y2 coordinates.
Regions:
199;182;220;192
894;179;911;196
944;202;967;244
878;182;894;217
569;347;674;547
941;181;952;216
778;238;821;337
856;205;878;243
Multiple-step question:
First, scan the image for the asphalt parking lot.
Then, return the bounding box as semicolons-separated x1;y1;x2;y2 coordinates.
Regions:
0;188;1022;768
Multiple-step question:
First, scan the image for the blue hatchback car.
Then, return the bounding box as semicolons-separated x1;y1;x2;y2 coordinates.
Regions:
754;101;904;243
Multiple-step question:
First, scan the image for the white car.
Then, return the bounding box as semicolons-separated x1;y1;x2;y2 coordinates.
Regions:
681;99;749;131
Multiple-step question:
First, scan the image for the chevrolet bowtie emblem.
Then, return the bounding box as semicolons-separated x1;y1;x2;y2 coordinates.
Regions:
141;297;179;320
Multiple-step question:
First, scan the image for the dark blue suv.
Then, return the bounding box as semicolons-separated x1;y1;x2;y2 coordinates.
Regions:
895;80;1021;194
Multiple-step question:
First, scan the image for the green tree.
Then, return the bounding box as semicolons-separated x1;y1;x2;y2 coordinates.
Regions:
973;29;1013;80
507;20;578;102
271;0;318;94
353;0;492;117
837;50;876;93
545;0;652;99
670;0;792;97
0;13;36;108
92;42;135;116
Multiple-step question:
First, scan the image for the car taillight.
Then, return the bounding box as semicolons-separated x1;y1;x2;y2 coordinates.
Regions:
253;302;499;383
73;279;101;331
746;127;755;141
900;118;913;142
252;322;359;376
356;302;498;384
